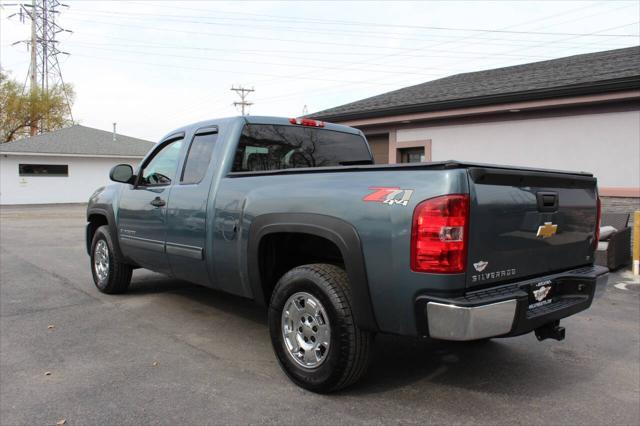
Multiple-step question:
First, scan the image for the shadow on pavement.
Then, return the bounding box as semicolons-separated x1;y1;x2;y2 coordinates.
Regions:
347;333;594;397
122;272;596;397
126;272;268;327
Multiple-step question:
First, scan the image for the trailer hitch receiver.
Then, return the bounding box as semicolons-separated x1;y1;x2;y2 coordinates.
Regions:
535;320;565;341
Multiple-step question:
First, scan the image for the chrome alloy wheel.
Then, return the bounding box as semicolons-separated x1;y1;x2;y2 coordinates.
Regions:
93;239;110;282
281;292;331;369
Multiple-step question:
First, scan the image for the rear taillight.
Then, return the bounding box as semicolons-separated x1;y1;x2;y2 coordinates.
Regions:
289;117;325;127
593;196;601;249
411;194;469;274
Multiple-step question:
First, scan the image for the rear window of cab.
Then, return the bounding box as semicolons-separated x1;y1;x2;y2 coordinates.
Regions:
232;124;372;172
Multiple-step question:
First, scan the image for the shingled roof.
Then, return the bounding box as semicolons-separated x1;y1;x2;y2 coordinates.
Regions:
309;46;640;121
0;125;155;157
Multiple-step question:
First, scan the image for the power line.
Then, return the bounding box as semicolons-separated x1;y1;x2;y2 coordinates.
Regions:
66;43;457;77
119;3;638;38
63;15;639;56
70;52;414;86
65;16;633;92
402;3;639;73
67;8;636;47
246;4;611;89
160;3;637;121
68;2;635;118
62;1;628;68
466;21;639;71
65;36;559;60
67;29;573;60
301;3;633;83
231;86;254;116
64;41;527;73
249;2;635;108
57;0;634;87
130;1;633;120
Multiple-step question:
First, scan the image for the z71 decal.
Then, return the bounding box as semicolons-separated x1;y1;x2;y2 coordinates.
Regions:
363;187;414;207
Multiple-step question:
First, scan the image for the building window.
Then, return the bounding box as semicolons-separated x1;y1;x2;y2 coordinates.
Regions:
18;164;68;176
399;147;425;163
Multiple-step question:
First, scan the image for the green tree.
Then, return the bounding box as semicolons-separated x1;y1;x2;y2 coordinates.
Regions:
0;70;75;143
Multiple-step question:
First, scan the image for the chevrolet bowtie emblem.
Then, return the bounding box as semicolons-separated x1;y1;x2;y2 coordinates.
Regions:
536;222;558;238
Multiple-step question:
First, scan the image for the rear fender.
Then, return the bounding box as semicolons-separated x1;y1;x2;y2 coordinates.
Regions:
247;213;378;332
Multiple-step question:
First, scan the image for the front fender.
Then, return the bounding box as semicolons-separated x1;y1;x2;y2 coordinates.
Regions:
86;184;126;261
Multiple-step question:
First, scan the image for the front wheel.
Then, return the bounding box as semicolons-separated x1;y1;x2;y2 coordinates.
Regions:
268;264;373;393
90;225;132;294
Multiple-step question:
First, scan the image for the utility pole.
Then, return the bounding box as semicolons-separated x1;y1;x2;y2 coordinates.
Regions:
230;86;254;116
8;0;73;135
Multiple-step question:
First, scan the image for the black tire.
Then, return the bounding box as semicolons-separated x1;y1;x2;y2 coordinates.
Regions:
90;225;132;294
268;263;373;393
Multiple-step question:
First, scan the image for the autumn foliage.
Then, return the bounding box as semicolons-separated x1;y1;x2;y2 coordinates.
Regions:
0;70;75;143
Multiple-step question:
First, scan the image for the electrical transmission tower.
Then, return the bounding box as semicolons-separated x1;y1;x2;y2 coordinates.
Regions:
230;85;254;116
8;0;73;135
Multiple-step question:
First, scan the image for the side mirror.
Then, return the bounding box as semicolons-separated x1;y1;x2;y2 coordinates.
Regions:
109;164;135;184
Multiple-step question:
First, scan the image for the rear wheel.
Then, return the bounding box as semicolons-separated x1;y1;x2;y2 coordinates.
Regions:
268;264;373;393
90;225;132;294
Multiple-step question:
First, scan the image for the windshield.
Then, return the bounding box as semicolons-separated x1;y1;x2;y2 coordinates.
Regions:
232;124;372;172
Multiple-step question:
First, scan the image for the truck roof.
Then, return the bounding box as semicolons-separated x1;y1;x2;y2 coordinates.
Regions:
161;115;363;142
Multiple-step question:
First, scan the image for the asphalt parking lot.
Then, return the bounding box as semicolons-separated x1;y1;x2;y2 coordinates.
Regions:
1;204;639;425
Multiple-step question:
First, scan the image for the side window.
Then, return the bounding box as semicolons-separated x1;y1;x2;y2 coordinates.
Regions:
181;131;217;184
139;138;183;186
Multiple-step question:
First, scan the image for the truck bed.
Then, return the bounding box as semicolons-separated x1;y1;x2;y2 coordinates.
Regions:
228;160;594;178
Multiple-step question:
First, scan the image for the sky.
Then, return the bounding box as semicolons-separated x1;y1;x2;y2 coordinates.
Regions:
1;0;638;141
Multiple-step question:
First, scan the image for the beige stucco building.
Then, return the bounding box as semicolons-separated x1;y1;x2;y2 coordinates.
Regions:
310;47;640;211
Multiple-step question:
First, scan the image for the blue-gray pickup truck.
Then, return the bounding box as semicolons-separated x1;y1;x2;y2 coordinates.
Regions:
86;116;608;392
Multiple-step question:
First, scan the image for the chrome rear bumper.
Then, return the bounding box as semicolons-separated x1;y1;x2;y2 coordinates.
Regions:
593;271;609;300
417;265;609;341
427;299;517;341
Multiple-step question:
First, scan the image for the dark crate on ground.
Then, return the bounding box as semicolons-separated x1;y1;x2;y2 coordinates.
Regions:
595;213;632;270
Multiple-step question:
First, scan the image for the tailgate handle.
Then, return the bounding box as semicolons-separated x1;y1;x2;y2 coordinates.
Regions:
537;192;558;212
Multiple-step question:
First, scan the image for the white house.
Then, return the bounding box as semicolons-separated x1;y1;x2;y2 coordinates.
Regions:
0;125;155;205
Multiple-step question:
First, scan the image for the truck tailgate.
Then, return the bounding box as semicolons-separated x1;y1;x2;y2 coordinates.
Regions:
465;167;598;289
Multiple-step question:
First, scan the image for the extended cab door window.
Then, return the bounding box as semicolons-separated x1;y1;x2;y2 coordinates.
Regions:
181;128;218;185
138;138;184;187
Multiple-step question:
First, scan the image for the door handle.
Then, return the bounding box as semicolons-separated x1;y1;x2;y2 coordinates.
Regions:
150;197;166;207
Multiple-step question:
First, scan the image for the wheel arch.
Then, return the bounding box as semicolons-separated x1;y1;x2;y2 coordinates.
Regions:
247;213;378;332
86;207;125;261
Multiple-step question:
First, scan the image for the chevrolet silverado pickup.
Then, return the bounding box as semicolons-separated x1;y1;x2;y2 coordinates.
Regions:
86;116;608;392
